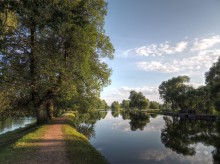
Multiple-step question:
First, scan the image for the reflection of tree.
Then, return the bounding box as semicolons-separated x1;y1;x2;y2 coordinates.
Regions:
212;122;220;163
120;110;130;120
150;113;158;118
129;111;150;131
0;117;13;131
73;111;107;139
78;124;95;139
161;116;219;160
111;111;120;118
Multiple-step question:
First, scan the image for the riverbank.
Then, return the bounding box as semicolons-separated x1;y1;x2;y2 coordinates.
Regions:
0;113;108;164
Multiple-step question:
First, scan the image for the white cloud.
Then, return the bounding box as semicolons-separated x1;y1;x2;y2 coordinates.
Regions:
124;41;188;57
192;35;220;51
175;41;188;52
136;61;180;73
136;49;219;73
102;86;160;105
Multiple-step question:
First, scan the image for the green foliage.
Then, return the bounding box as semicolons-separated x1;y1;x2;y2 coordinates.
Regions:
206;57;220;111
111;101;120;111
149;101;160;109
121;99;130;109
0;0;114;122
63;124;108;164
185;86;214;114
159;75;215;114
159;76;192;110
129;90;150;110
94;98;108;110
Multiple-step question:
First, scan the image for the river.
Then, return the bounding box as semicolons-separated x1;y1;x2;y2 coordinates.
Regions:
86;111;220;164
0;117;36;135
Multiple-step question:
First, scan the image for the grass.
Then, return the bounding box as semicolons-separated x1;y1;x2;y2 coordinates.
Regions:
63;124;109;164
0;124;48;163
63;112;109;164
0;122;37;147
0;112;108;164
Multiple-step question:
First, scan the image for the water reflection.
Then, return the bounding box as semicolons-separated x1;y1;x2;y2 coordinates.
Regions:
0;117;36;135
115;110;151;131
73;111;107;139
111;111;120;118
129;111;150;131
89;111;220;163
161;116;220;163
150;113;158;118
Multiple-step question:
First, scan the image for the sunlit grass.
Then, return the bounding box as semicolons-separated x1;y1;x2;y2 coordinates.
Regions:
0;112;108;164
0;125;48;163
63;124;109;164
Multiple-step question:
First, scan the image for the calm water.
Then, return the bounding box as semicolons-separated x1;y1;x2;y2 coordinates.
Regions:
0;117;36;135
87;111;220;164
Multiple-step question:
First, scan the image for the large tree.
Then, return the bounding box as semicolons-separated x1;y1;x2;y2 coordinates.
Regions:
149;101;160;109
129;90;150;110
159;76;192;110
0;0;114;123
205;57;220;111
111;101;120;111
121;99;130;109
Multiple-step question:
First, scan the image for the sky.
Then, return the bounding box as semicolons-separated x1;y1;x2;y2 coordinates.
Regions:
101;0;220;105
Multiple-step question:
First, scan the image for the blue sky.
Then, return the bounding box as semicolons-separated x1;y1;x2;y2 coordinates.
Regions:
101;0;220;105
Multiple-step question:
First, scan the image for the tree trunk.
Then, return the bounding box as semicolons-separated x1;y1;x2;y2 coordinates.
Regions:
46;98;54;119
36;106;48;124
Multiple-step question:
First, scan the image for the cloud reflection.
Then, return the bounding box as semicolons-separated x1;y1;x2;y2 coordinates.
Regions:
139;144;213;164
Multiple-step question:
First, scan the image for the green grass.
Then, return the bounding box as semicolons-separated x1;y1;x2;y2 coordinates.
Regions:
0;123;37;147
0;124;48;163
0;112;109;164
63;113;109;164
63;125;108;164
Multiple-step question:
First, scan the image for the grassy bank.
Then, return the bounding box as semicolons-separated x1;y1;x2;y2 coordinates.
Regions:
0;113;108;164
63;112;109;164
63;124;108;164
0;124;47;163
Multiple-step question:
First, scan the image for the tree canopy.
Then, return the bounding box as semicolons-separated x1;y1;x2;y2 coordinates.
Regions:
206;57;220;111
159;76;192;110
111;101;120;111
129;90;150;110
0;0;114;123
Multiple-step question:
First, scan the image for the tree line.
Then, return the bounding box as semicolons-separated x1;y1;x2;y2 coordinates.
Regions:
159;57;220;114
111;90;160;111
111;57;220;114
0;0;114;123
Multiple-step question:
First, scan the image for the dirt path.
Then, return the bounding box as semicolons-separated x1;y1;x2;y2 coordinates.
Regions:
22;117;69;164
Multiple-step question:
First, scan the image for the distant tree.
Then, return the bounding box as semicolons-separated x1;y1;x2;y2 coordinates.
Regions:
160;103;172;110
159;76;192;110
149;101;160;109
129;91;150;110
121;100;130;109
205;57;220;111
111;101;120;111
